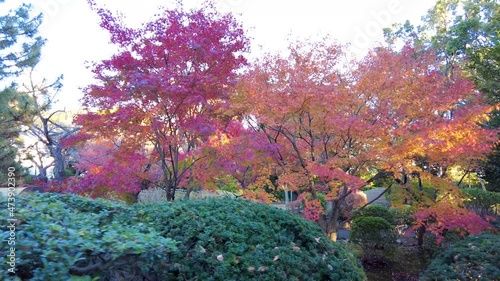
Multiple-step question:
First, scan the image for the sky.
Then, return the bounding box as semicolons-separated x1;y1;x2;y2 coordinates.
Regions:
5;0;437;110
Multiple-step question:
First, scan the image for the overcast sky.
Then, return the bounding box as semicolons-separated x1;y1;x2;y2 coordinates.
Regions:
6;0;436;110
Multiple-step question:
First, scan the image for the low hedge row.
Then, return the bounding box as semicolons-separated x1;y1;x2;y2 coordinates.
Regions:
1;192;366;281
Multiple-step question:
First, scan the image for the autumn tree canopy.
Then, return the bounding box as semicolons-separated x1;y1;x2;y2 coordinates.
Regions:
61;1;498;242
235;40;497;239
384;0;500;190
67;2;248;199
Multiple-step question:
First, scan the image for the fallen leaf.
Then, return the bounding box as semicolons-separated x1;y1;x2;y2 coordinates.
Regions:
198;245;206;253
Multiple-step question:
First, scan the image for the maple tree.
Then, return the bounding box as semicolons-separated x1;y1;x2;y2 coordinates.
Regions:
384;0;500;190
236;40;497;240
59;139;152;200
65;1;248;199
191;123;278;203
388;172;493;246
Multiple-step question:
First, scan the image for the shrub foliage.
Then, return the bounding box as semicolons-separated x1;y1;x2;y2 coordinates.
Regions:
1;193;366;281
420;234;500;281
353;204;395;224
1;192;177;280
350;216;396;259
129;198;366;281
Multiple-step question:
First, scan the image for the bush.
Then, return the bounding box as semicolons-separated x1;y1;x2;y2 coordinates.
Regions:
0;192;176;280
420;234;500;281
125;198;366;281
354;204;395;224
350;216;396;259
2;193;366;281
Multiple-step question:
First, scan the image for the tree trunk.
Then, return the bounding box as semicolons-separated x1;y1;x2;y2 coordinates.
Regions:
48;144;65;181
318;199;341;242
185;186;192;199
416;225;426;248
479;178;486;191
329;200;341;242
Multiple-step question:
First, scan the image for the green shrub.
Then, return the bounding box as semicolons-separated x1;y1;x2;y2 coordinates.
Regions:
125;198;366;281
462;188;500;217
350;216;396;259
1;192;176;280
353;204;395;224
420;234;500;281
2;193;366;281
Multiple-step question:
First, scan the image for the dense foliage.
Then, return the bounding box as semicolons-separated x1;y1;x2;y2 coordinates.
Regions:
0;192;176;280
350;216;396;260
420;234;500;281
64;1;248;199
463;188;500;218
129;198;366;281
236;38;496;239
1;192;366;280
353;204;395;224
0;2;44;184
384;0;500;192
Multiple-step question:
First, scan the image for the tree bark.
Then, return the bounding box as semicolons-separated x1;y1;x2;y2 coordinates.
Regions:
48;143;65;181
416;225;426;248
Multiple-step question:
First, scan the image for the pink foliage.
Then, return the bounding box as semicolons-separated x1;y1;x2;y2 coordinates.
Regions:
412;204;493;244
57;140;151;196
64;2;249;197
302;197;323;222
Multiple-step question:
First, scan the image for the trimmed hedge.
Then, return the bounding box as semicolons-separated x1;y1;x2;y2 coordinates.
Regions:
353;204;395;224
420;234;500;281
350;216;396;259
1;192;176;280
1;193;366;281
129;199;366;281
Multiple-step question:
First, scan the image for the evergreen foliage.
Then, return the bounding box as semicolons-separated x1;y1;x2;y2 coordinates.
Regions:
1;192;366;281
353;204;395;224
350;216;396;260
420;234;500;281
0;1;44;184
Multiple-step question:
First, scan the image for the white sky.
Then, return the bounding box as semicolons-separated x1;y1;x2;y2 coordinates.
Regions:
5;0;437;110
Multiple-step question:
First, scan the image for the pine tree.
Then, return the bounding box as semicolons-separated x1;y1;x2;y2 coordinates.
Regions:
0;1;44;184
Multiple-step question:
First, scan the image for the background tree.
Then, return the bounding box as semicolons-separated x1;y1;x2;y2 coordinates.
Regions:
20;70;78;182
237;40;496;240
384;0;500;191
61;138;152;200
67;1;248;199
0;1;44;184
191;123;277;203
